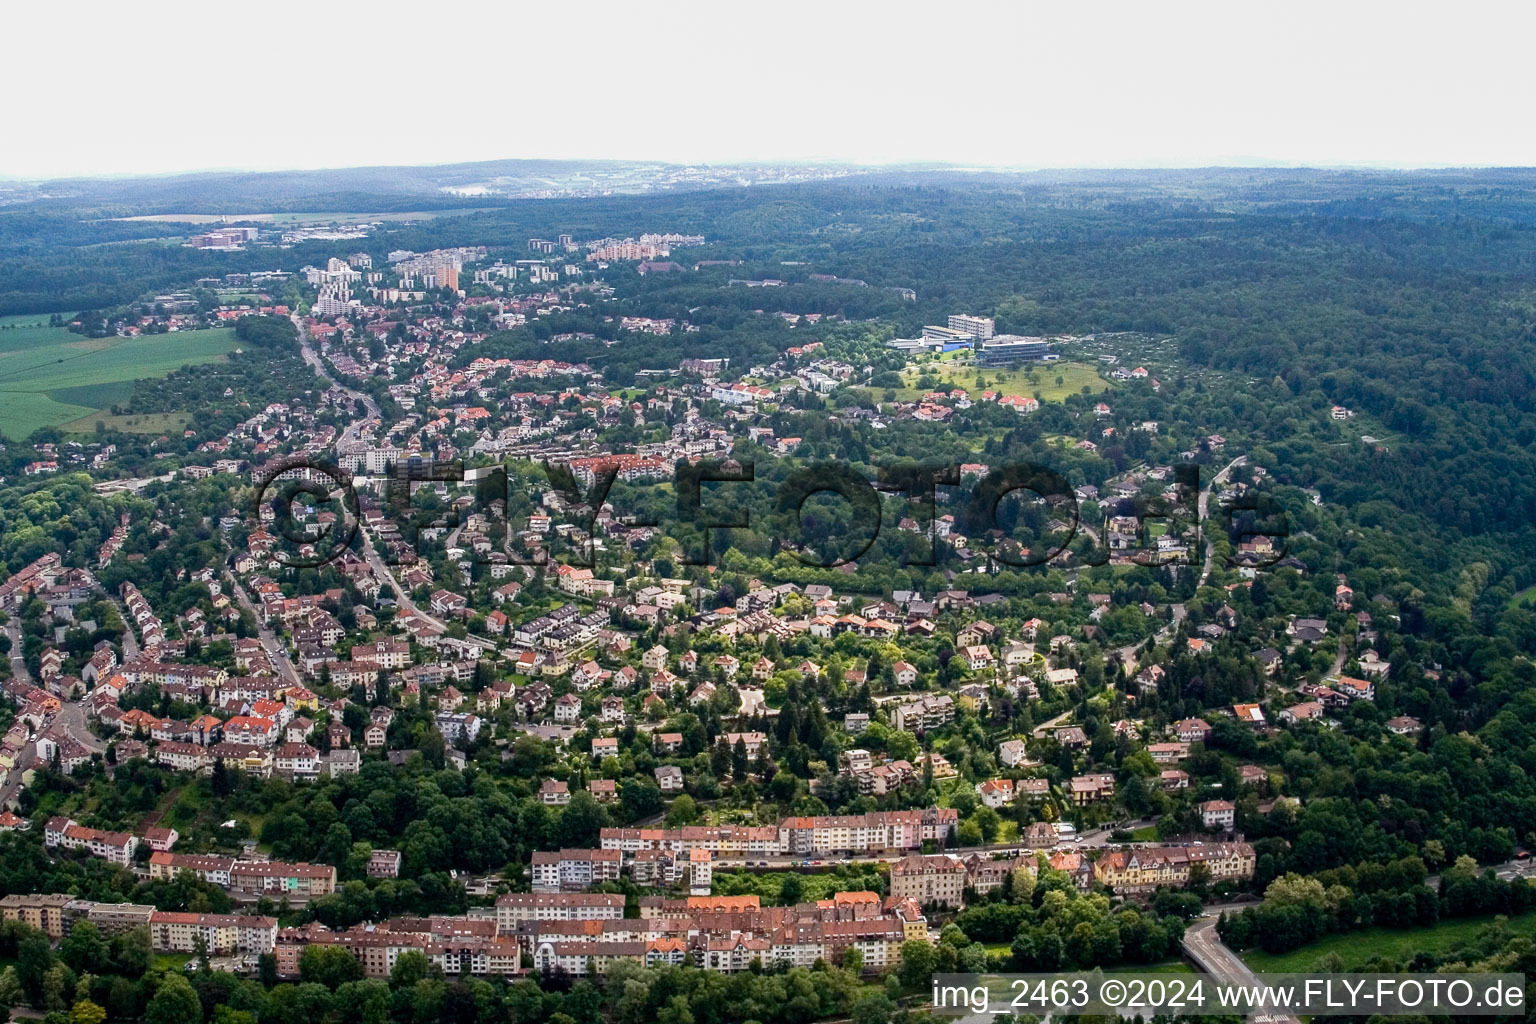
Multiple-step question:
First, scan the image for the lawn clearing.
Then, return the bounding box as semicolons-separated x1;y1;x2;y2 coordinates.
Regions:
0;393;99;438
0;325;237;438
1240;911;1536;972
154;953;191;972
0;314;77;354
60;411;194;435
883;358;1109;404
111;208;493;225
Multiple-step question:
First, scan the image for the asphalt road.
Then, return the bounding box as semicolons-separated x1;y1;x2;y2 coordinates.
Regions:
358;531;449;634
107;597;141;661
225;571;300;685
294;314;380;422
1182;912;1302;1024
48;699;106;754
5;619;31;684
0;738;33;810
1198;455;1245;587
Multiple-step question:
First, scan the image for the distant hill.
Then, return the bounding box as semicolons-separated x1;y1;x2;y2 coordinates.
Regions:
0;158;882;217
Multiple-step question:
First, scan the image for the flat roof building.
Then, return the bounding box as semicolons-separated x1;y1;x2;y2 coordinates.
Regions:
948;314;996;340
976;335;1051;366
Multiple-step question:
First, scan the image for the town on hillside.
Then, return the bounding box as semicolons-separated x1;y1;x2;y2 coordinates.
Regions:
1;160;1533;1024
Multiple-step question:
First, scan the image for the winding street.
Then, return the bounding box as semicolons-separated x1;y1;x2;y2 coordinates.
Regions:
1179;858;1536;1023
357;530;448;634
293;313;380;449
1;611;109;807
5;619;32;685
292;313;453;635
0;739;33;811
106;596;141;661
1031;709;1074;738
45;700;106;755
1198;454;1245;587
1100;455;1241;671
224;570;300;686
294;315;511;655
1182;912;1301;1024
0;620;36;809
1327;638;1350;678
293;312;449;635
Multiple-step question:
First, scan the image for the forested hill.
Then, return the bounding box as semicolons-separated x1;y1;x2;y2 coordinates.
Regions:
380;169;1536;660
7;167;1536;644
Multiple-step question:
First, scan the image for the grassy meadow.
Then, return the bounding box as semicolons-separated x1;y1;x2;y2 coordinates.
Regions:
1240;911;1536;972
0;314;237;438
868;357;1110;405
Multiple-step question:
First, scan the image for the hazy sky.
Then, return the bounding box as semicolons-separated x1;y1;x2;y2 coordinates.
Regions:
6;0;1533;179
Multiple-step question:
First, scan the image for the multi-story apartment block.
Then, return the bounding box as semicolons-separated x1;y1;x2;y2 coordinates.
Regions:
44;818;138;865
530;849;623;892
149;911;278;955
1092;843;1257;894
947;314;996;340
888;854;967;909
0;893;72;939
494;892;625;930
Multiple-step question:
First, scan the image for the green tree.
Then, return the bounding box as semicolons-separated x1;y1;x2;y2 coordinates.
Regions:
898;939;936;988
665;794;699;827
657;996;694;1024
41;963;74;1013
0;965;23;1007
71;999;106;1024
17;932;54;1004
332;980;388;1024
852;991;894;1024
388;950;431;989
1011;867;1036;904
560;791;607;848
298;944;364;990
110;928;151;978
60;922;109;976
146;975;202;1024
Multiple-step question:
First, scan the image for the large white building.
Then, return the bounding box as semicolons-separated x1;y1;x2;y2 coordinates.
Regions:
312;284;361;318
947;314;996;340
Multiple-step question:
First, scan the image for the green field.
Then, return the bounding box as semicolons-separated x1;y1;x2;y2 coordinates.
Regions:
876;359;1110;405
1241;911;1536;972
0;313;75;352
61;410;194;435
111;208;493;225
0;316;237;438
